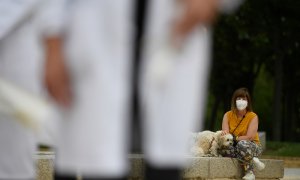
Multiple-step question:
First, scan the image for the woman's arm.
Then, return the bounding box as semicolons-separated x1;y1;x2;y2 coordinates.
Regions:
221;113;230;135
238;116;258;141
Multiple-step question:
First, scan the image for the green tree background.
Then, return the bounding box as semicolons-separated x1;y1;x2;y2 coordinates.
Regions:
205;0;300;142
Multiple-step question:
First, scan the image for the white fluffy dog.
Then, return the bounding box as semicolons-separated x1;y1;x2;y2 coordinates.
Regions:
189;130;234;157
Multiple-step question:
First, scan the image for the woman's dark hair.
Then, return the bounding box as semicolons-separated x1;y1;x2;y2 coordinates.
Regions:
230;87;253;112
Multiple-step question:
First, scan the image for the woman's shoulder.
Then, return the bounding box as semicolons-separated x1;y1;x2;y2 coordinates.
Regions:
247;111;258;119
225;110;234;116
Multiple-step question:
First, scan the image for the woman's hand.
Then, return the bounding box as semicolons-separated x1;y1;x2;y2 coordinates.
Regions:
221;130;229;136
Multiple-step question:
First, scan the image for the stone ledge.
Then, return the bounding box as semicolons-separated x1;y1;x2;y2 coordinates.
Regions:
35;152;284;180
35;152;54;180
259;131;266;150
183;157;284;179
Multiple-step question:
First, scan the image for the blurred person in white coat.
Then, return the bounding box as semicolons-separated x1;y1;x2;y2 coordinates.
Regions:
44;0;243;179
0;0;63;179
0;0;43;179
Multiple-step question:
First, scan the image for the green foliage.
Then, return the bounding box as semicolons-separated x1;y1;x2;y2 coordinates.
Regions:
263;141;300;157
206;0;300;141
253;65;274;138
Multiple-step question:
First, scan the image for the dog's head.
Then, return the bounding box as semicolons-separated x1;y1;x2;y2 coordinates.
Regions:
218;133;234;148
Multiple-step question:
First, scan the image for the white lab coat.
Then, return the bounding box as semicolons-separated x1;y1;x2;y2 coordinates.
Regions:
0;1;42;178
140;0;243;167
140;2;212;167
0;0;64;178
55;0;134;177
54;0;243;177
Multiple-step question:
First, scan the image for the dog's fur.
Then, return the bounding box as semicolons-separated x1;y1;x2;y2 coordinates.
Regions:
189;130;234;157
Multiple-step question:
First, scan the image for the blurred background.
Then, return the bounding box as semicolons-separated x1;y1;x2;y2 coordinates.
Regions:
204;0;300;143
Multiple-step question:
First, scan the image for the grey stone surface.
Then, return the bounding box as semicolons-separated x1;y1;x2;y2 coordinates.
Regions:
35;151;55;180
183;156;210;178
259;131;266;150
209;157;243;179
255;159;284;179
282;168;300;180
128;154;145;179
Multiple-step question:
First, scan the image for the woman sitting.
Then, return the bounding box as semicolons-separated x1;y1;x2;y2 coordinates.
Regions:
220;87;265;180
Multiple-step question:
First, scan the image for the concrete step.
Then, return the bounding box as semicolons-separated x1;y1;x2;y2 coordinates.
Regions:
36;152;284;180
182;156;283;180
35;151;54;180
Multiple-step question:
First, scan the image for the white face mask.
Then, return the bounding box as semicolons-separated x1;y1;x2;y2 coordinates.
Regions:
236;99;248;110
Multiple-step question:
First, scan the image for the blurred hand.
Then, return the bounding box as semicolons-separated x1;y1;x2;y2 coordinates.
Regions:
173;0;219;43
44;37;72;108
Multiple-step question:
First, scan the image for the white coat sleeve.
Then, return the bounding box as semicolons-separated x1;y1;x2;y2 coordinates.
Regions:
34;0;67;37
218;0;245;14
0;0;39;40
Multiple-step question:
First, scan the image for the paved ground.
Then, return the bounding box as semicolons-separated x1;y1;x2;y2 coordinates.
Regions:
261;156;300;168
282;168;300;180
261;155;300;179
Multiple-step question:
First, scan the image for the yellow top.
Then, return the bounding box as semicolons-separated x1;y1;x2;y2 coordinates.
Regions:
226;110;260;144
